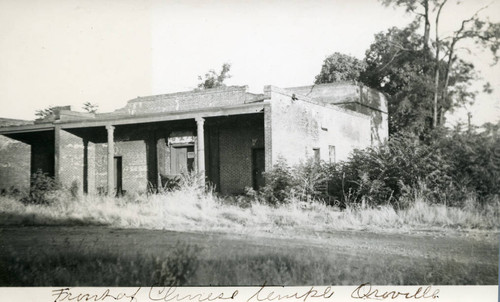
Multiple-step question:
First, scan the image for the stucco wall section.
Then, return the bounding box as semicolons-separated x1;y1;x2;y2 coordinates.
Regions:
286;83;389;146
268;86;371;165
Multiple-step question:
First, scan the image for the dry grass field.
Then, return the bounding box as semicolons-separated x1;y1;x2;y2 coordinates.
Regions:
0;184;498;286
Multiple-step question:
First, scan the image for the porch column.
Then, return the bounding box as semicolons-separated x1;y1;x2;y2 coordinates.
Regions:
106;125;115;195
195;117;205;177
54;125;61;182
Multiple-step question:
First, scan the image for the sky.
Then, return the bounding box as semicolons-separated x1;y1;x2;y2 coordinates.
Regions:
0;0;498;126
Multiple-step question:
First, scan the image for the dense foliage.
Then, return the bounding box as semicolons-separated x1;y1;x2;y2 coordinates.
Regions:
315;1;499;137
260;124;499;208
23;170;62;205
197;63;232;90
315;52;366;84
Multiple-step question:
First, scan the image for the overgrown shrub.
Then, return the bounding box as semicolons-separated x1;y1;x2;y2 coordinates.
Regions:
331;132;452;207
260;126;499;208
259;158;295;205
258;158;329;205
22;170;62;205
435;124;500;203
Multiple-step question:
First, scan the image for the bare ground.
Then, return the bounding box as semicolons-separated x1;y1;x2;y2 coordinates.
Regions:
0;226;498;285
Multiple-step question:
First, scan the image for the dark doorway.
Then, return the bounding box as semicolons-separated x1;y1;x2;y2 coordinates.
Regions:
252;148;265;190
171;145;195;175
114;156;123;195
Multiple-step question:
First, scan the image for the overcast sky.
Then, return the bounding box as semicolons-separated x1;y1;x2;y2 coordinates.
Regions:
0;0;498;126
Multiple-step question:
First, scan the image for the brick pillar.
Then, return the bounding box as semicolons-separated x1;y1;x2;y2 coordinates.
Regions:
106;125;115;195
54;125;61;182
263;105;272;172
195;117;205;178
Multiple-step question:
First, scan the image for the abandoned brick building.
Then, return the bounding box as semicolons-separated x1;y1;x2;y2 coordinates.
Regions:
0;83;388;195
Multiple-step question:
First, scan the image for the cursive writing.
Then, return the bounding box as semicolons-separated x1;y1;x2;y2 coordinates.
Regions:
148;286;238;302
52;287;141;302
246;282;334;302
351;283;439;300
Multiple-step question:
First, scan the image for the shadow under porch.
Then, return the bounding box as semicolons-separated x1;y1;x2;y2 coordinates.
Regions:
57;113;265;196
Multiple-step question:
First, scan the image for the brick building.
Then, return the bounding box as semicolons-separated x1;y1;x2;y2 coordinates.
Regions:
0;83;388;195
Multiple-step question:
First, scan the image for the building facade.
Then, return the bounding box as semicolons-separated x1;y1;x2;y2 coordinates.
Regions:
0;83;388;195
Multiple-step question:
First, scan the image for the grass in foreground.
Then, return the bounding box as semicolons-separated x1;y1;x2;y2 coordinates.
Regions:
0;185;499;235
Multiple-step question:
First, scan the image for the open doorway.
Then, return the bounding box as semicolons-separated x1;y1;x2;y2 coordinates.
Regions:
114;156;123;195
252;148;265;190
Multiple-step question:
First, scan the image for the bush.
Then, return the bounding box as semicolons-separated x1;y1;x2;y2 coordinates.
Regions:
259;158;296;205
435;123;500;203
258;158;329;205
260;126;499;209
330;133;452;207
22;170;62;205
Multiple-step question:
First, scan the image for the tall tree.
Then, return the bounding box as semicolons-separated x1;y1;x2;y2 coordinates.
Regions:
197;63;232;89
315;53;366;84
360;24;436;136
381;0;500;129
381;0;436;50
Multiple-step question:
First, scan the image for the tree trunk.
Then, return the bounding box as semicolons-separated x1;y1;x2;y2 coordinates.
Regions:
432;0;447;129
439;44;455;126
423;0;431;51
433;68;439;128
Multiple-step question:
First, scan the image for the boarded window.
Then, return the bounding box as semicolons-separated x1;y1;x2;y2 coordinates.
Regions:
313;148;320;163
329;145;336;164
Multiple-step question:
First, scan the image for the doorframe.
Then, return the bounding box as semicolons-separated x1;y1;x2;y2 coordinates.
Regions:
114;156;123;196
169;143;196;175
251;147;265;190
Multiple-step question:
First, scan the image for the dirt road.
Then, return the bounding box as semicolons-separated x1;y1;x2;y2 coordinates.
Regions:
0;226;498;285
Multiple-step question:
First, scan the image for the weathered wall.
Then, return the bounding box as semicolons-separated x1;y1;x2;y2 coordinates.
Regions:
267;86;371;165
0;135;30;192
95;140;148;194
115;86;265;116
285;83;389;146
58;129;85;195
218;119;264;194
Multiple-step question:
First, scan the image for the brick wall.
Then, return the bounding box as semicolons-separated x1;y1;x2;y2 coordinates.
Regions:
118;86;265;116
217;118;264;194
95;140;148;194
58;129;84;195
0;135;30;192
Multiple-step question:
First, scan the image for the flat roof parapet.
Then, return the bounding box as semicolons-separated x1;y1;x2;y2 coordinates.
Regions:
127;85;251;104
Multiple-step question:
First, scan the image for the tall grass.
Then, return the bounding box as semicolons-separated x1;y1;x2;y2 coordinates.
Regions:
1;180;498;235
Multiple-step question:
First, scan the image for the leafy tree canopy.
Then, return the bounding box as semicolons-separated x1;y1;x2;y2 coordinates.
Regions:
315;0;499;140
197;63;232;89
315;52;365;84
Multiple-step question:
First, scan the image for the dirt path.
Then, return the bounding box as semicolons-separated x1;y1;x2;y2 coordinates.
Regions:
0;226;498;285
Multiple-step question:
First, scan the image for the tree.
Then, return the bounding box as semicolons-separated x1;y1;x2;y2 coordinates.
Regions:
315;53;366;84
381;0;500;129
197;63;232;89
35;106;56;119
360;24;437;136
82;102;99;114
